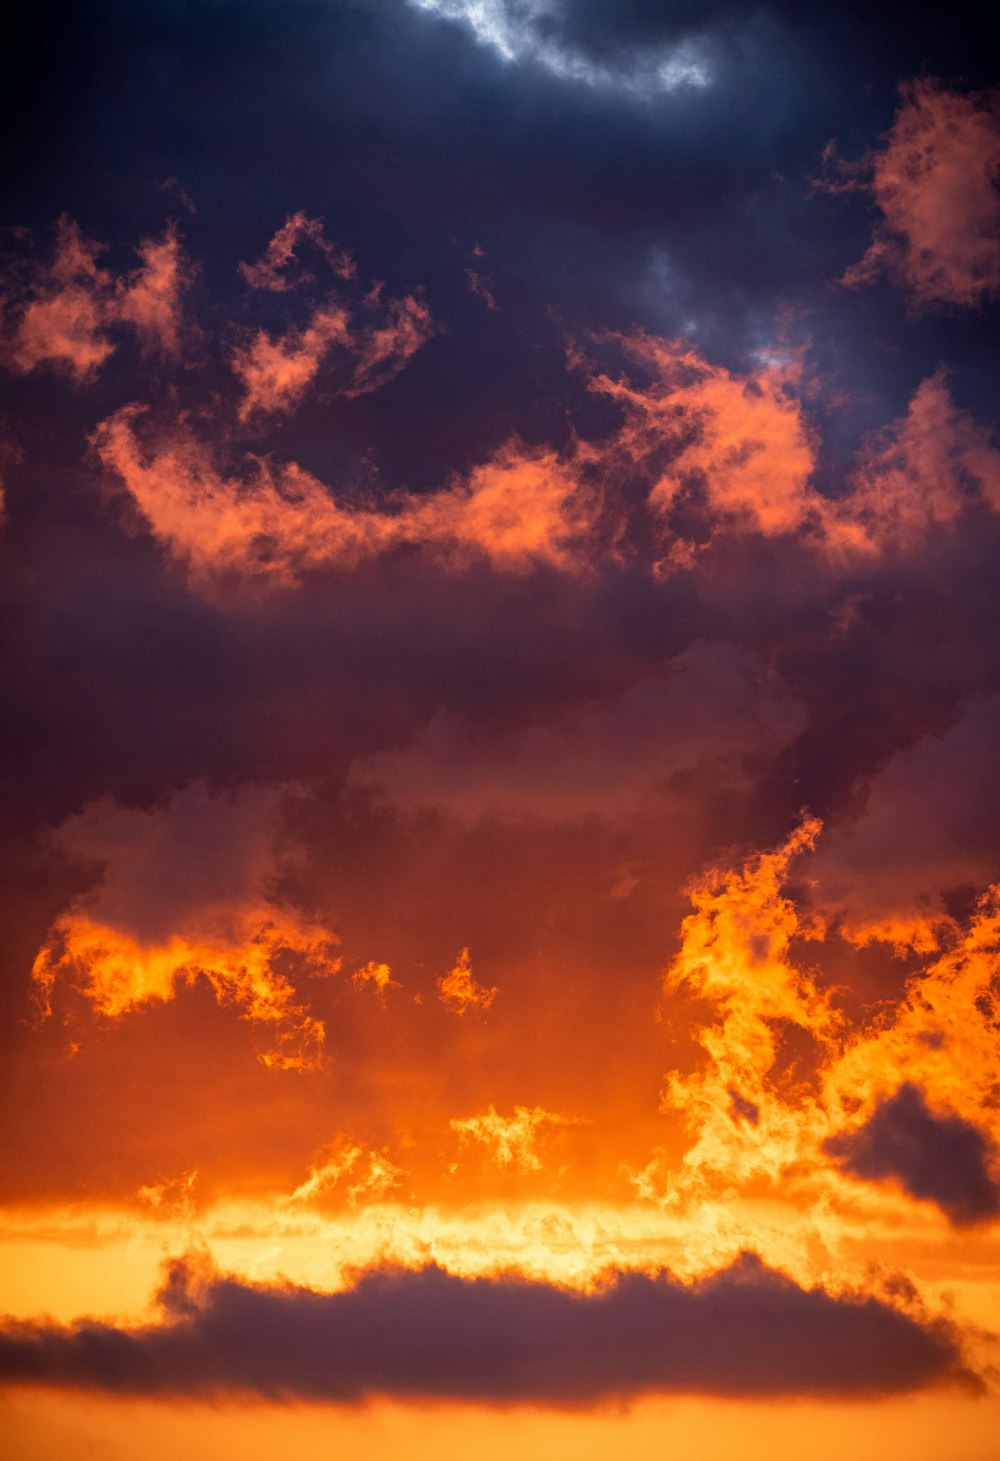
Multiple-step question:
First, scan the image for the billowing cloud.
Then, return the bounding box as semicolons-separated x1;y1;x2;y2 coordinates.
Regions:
31;783;337;1070
1;218;192;378
0;1252;968;1401
826;1084;1000;1227
94;407;601;587
840;78;1000;309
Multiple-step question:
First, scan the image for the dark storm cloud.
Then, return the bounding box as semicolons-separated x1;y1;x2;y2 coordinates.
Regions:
826;1084;1000;1227
0;1253;971;1401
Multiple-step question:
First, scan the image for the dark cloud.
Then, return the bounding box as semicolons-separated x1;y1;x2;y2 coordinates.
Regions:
826;1084;1000;1226
0;1253;971;1401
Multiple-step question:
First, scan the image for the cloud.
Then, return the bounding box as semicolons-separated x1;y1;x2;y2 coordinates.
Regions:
408;0;711;96
232;303;353;419
587;334;821;562
355;641;806;825
451;1104;575;1171
94;408;601;587
841;78;1000;309
825;1083;1000;1227
828;370;1000;554
30;782;337;1070
811;695;1000;948
285;1136;404;1207
0;1251;968;1401
232;215;433;419
437;947;497;1014
2;217;192;378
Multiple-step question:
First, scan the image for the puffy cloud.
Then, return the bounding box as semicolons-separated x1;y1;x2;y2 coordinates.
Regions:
825;1084;1000;1227
31;783;337;1071
437;947;497;1014
841;79;1000;309
94;407;601;587
0;1252;968;1400
355;641;806;825
2;218;192;378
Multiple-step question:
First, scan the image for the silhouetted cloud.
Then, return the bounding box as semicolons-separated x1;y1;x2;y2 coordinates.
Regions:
826;1083;1000;1226
0;1253;971;1401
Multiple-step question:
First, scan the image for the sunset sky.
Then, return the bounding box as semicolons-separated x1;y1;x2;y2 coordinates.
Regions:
2;3;1000;1457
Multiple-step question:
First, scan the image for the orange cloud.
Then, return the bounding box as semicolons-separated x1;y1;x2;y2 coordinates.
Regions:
232;303;353;418
352;960;400;995
2;217;192;378
232;213;432;419
94;408;600;587
829;370;1000;554
641;819;836;1204
31;783;338;1071
587;333;820;560
450;1105;576;1173
114;223;194;357
238;211;355;291
437;947;497;1014
841;78;1000;309
285;1136;404;1206
232;293;432;419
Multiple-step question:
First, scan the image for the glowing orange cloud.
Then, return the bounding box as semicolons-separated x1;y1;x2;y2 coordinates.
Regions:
352;960;400;995
284;1136;404;1206
841;78;1000;309
450;1105;575;1172
94;408;600;587
2;218;192;378
437;947;497;1014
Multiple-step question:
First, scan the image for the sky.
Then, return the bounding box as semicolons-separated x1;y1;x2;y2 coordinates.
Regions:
1;2;999;1456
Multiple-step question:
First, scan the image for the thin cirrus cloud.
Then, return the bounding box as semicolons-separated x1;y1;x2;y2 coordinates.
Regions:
832;78;1000;309
0;1251;970;1402
1;217;193;378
